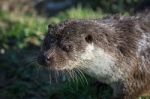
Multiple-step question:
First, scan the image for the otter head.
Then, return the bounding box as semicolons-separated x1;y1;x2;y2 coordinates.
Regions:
37;21;96;70
37;20;117;82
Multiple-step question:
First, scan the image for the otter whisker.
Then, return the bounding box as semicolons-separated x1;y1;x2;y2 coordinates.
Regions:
76;68;88;86
65;69;75;88
68;59;84;86
67;69;75;83
74;69;86;87
54;70;59;83
23;60;37;71
66;69;73;86
56;70;59;83
34;62;41;74
21;55;36;63
48;67;52;84
64;70;70;82
64;69;70;83
71;69;79;88
23;56;37;63
61;70;67;83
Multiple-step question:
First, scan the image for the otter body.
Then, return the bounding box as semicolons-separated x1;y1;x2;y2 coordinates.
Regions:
38;12;150;99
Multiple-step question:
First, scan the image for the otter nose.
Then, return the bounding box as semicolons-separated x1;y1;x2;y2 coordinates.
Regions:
45;56;52;64
37;54;53;66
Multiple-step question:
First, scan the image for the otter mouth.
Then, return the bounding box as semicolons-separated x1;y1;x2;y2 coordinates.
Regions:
37;53;77;70
37;54;89;84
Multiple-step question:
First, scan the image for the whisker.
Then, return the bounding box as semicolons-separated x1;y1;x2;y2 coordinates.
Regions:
22;60;37;71
54;70;58;83
65;69;72;84
66;69;73;83
62;70;68;82
74;69;85;87
56;70;59;83
48;67;52;84
71;69;79;90
34;62;41;74
76;68;88;86
22;56;37;63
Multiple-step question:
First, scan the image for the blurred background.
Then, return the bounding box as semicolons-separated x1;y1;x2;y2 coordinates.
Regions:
0;0;150;99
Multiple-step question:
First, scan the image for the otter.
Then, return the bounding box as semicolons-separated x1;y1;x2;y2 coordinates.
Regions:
37;12;150;99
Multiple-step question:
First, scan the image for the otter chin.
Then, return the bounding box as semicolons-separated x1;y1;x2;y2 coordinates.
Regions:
37;12;150;99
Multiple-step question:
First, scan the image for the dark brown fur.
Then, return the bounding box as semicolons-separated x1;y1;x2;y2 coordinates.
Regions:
38;12;150;99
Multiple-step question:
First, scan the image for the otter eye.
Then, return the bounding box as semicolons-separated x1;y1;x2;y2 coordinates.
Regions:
85;34;93;43
61;43;72;52
62;45;71;52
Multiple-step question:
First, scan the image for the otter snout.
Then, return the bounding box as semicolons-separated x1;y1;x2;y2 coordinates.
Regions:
37;53;54;67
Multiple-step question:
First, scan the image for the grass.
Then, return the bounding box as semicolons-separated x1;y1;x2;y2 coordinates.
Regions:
0;5;104;50
0;5;149;99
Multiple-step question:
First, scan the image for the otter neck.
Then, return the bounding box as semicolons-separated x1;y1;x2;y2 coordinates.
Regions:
81;43;123;84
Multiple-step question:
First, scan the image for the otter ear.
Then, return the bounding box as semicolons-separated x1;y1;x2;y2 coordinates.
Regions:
85;34;93;43
48;24;55;33
48;24;54;29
